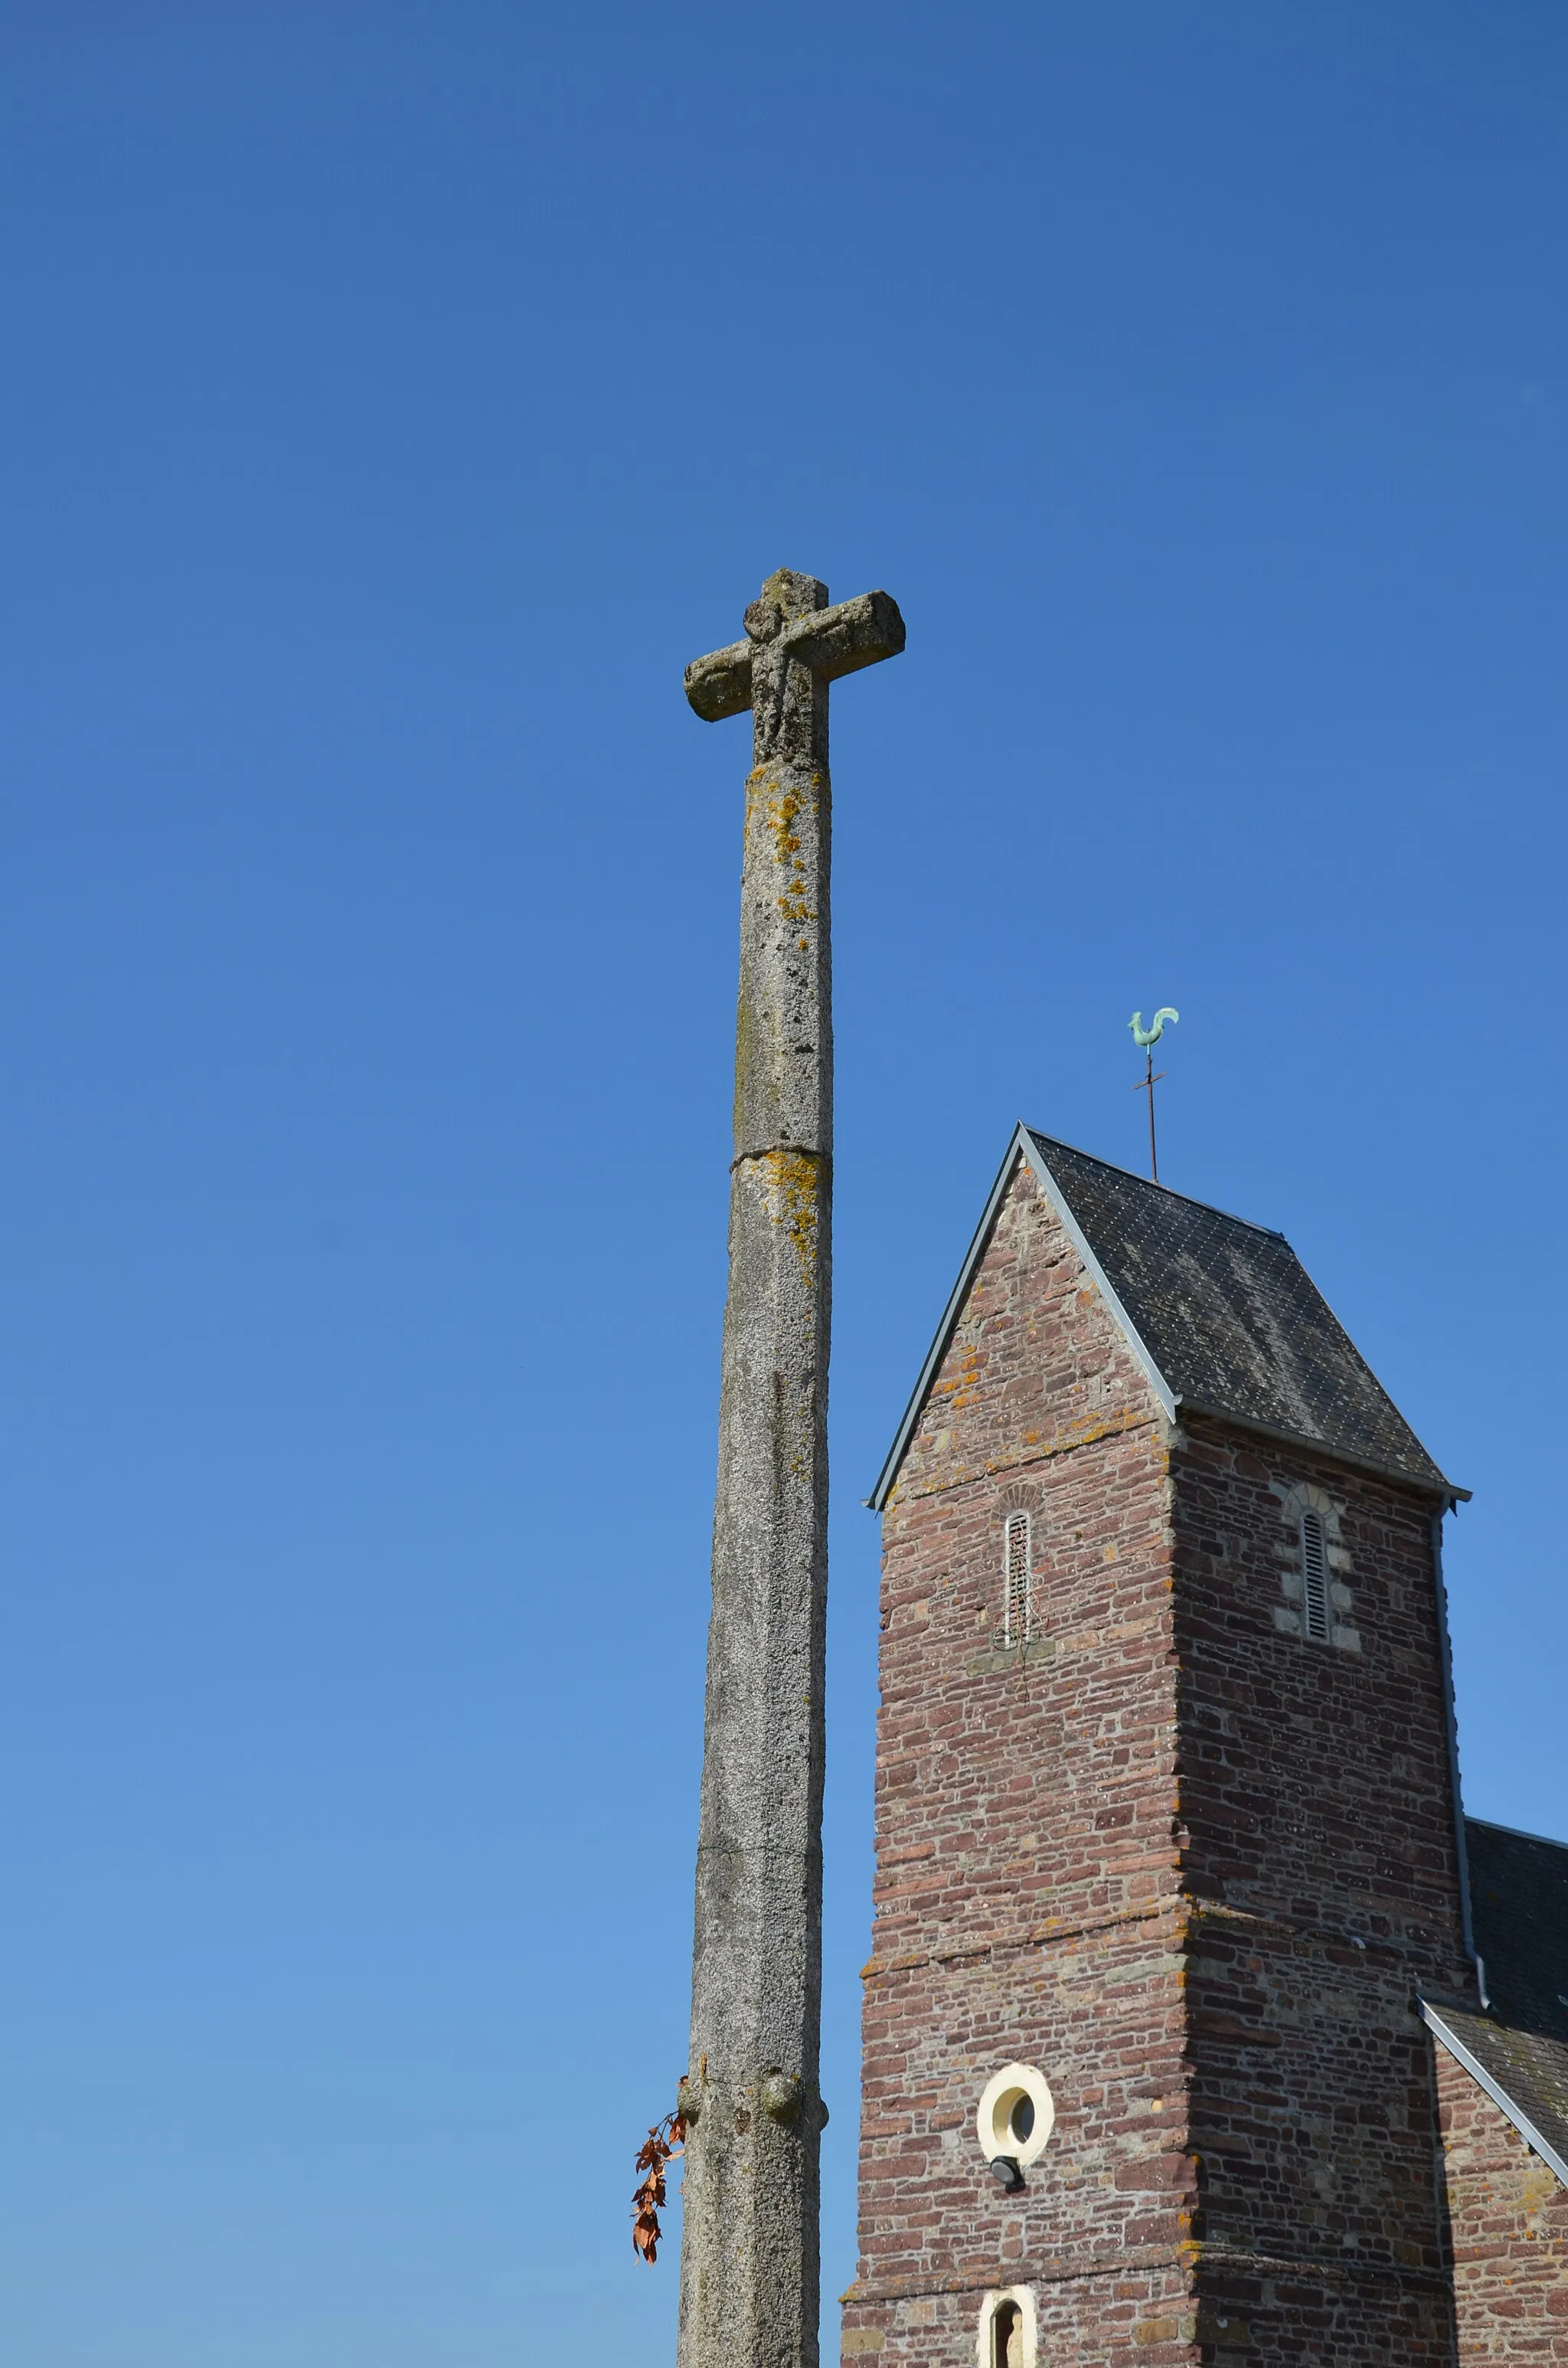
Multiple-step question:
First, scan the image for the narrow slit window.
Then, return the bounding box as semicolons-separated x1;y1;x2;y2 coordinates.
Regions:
1003;1512;1031;1646
1300;1510;1330;1642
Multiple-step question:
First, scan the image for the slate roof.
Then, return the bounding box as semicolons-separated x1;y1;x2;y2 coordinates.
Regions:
871;1123;1460;1509
1422;1819;1568;2187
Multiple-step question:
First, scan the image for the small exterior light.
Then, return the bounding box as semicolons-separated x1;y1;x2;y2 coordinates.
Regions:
988;2154;1025;2193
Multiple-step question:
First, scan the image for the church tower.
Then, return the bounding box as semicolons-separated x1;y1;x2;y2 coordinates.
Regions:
841;1127;1476;2366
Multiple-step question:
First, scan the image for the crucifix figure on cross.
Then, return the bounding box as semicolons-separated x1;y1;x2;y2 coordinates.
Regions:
676;568;903;2368
686;572;906;763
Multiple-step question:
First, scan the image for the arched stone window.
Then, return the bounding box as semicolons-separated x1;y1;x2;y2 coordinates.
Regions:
1272;1480;1359;1652
977;2286;1036;2368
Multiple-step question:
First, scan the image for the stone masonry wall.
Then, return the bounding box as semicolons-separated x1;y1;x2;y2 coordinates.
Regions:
1436;2044;1568;2360
844;1150;1481;2364
1170;1418;1473;2360
843;1159;1201;2367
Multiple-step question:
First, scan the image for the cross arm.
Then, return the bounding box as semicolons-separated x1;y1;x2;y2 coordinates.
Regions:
684;590;906;723
785;589;905;682
684;639;753;722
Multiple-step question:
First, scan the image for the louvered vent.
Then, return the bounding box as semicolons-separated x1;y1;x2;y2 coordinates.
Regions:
1003;1511;1031;1646
1301;1510;1330;1642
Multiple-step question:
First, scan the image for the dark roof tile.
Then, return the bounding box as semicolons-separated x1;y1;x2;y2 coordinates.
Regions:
871;1126;1458;1508
1424;1820;1568;2184
1027;1133;1453;1495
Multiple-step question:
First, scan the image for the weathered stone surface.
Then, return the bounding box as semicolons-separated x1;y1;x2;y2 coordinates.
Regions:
681;570;903;2368
1435;2047;1568;2357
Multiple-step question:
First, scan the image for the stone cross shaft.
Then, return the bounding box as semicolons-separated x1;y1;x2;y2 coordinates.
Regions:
678;570;904;2368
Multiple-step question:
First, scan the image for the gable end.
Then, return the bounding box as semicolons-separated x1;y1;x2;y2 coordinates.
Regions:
871;1123;1464;1513
867;1124;1175;1511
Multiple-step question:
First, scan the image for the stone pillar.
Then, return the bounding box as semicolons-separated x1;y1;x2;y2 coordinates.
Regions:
679;570;903;2368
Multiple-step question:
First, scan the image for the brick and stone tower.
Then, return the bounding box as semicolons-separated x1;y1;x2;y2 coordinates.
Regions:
841;1127;1481;2366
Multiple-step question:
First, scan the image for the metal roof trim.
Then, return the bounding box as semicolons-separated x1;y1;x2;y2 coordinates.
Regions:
1018;1133;1179;1427
1467;1814;1568;1856
867;1125;1034;1513
866;1123;1181;1513
1174;1399;1470;1504
1419;2000;1568;2190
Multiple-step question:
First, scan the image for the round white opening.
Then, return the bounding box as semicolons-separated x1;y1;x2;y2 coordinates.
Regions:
975;2062;1054;2169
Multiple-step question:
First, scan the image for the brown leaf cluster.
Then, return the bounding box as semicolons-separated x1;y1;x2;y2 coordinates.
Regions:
631;2099;687;2265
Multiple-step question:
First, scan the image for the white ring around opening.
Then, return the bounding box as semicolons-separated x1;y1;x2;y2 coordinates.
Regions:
975;2062;1055;2168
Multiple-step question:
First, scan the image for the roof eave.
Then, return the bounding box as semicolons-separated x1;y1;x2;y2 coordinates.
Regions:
1175;1399;1470;1506
1419;2000;1568;2190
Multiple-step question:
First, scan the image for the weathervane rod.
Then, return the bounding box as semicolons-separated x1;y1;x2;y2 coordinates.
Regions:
1140;1049;1163;1182
1128;1006;1178;1184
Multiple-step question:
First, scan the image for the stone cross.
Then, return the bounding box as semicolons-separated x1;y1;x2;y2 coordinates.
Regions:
678;570;905;2368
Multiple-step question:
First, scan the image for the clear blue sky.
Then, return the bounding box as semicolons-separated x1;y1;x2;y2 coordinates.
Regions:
2;5;1564;2361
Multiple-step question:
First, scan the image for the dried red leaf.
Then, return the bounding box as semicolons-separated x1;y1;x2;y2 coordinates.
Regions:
631;2096;688;2265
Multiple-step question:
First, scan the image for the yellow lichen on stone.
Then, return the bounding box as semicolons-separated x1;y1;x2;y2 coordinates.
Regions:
746;767;819;929
756;1146;822;1290
935;1342;981;1411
